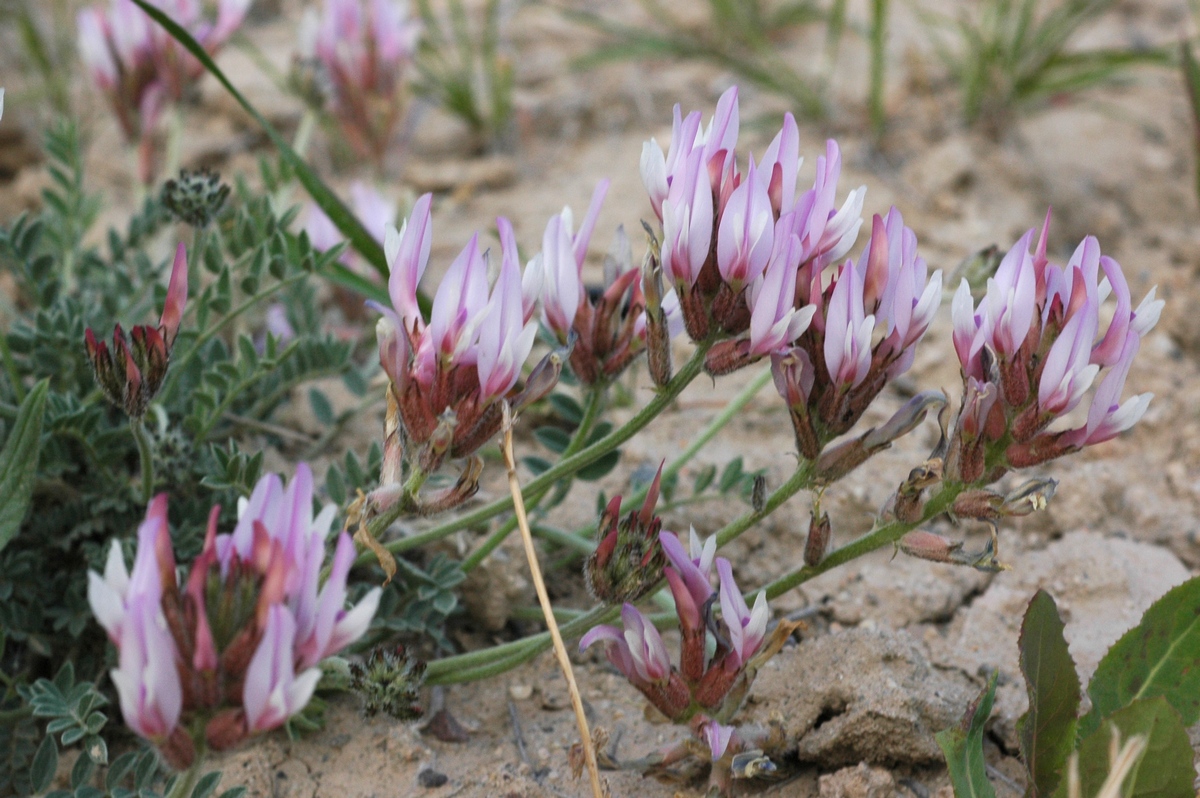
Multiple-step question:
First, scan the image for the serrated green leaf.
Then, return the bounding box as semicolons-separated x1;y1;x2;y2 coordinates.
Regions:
326;466;346;506
693;464;716;495
106;752;137;789
534;426;571;454
85;711;106;735
60;726;84;746
84;733;107;764
30;733;58;793
936;671;998;798
53;661;75;693
1018;590;1079;798
1054;698;1192;798
1081;576;1200;738
585;421;614;445
577;450;620;481
0;379;48;551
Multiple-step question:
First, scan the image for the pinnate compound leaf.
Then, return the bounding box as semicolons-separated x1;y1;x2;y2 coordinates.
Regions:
0;378;48;552
1053;698;1192;798
1017;590;1080;798
936;671;998;798
1081;576;1200;738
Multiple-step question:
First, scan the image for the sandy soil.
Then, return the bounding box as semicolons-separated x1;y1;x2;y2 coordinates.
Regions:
6;0;1200;795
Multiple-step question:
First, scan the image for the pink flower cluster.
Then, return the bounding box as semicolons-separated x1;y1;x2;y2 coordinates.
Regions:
78;0;251;177
299;0;420;162
946;211;1162;482
580;529;770;724
640;88;941;457
641;86;864;348
374;194;558;474
530;182;682;385
88;465;380;769
770;207;942;458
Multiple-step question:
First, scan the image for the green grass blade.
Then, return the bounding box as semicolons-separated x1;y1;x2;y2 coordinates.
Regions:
129;0;390;302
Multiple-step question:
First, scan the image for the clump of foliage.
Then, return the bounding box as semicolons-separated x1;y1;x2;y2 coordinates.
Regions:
939;580;1200;797
921;0;1172;136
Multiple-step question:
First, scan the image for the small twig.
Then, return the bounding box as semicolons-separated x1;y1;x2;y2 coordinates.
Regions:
986;764;1023;795
500;402;606;798
508;700;532;768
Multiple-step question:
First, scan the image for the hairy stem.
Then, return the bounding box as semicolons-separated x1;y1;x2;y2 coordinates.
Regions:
354;344;711;568
130;418;155;505
423;457;813;684
760;481;966;599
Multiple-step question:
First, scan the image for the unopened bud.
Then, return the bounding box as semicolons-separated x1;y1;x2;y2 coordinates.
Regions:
641;251;673;388
952;489;1004;520
862;391;946;450
804;510;831;566
898;530;959;563
751;475;766;513
204;708;248;752
513;348;564;410
584;463;667;603
732;751;777;780
162;168;230;228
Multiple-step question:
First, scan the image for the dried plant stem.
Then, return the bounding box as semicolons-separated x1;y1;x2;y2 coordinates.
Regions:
500;403;605;798
353;341;711;570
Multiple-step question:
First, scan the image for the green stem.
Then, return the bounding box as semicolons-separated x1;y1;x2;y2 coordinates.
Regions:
130;418;155;504
868;0;889;140
760;481;966;600
164;759;204;798
458;386;605;572
355;345;710;568
550;364;774;558
423;458;813;684
163;107;184;181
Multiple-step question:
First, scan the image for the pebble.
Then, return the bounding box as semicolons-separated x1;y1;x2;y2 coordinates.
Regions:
418;769;448;788
508;684;533;701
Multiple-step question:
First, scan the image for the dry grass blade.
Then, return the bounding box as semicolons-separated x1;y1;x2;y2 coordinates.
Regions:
500;402;608;798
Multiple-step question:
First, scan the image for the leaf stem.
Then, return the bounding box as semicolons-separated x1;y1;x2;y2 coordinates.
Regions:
130;418;155;505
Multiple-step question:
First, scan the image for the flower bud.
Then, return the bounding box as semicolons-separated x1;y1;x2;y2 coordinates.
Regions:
162;168;229;228
804;510;831;566
85;244;189;417
584;464;667;604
